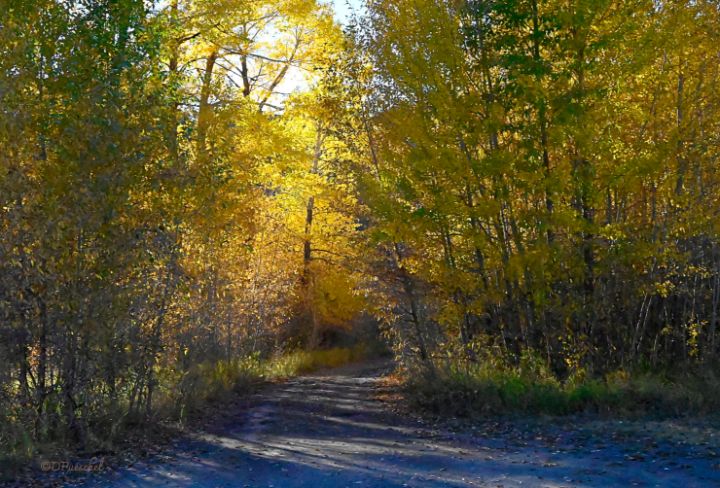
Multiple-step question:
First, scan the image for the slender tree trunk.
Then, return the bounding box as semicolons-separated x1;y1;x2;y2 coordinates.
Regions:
531;0;554;243
675;56;687;195
303;132;324;348
393;244;431;366
196;50;218;161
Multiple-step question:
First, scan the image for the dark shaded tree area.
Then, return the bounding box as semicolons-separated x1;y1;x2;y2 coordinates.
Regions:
343;0;720;375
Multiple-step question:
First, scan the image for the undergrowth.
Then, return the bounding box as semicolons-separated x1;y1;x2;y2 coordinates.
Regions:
0;346;366;472
264;346;367;377
162;346;367;420
404;351;720;418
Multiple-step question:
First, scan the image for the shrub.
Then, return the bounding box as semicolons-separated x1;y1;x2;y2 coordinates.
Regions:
403;354;720;417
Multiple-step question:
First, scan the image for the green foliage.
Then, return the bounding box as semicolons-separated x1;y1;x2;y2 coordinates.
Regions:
404;354;720;417
264;346;367;377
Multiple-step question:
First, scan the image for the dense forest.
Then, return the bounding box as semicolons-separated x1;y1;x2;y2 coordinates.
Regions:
2;0;720;464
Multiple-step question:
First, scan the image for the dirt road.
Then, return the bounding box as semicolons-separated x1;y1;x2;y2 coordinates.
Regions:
76;362;719;487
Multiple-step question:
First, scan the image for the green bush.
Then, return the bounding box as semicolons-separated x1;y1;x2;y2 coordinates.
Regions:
404;354;720;417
